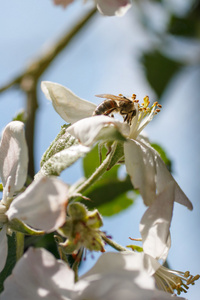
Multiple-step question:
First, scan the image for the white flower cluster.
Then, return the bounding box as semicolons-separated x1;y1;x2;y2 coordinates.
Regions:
0;81;198;299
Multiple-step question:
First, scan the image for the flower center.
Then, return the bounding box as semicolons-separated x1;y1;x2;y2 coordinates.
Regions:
154;264;200;295
129;94;162;139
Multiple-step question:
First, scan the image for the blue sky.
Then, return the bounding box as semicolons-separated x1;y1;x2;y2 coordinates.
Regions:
0;1;200;299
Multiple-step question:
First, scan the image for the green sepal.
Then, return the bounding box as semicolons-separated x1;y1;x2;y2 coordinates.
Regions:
97;126;126;144
126;245;143;252
40;124;79;167
12;110;27;123
35;144;89;179
106;141;124;170
9;218;44;235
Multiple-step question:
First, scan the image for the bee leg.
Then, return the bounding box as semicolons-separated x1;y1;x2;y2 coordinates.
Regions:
123;114;128;122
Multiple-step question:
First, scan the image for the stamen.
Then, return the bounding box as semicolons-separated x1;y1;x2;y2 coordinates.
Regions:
143;95;150;107
154;265;200;296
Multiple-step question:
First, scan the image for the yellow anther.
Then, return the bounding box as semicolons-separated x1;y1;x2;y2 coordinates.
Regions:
132;94;136;99
187;274;200;285
157;104;162;108
156;109;161;113
118;93;123;96
184;271;190;278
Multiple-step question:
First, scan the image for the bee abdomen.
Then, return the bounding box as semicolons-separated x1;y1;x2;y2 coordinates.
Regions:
93;100;117;116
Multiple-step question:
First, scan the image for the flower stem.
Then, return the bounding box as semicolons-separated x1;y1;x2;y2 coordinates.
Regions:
16;232;24;261
72;248;83;282
74;153;111;195
101;233;128;252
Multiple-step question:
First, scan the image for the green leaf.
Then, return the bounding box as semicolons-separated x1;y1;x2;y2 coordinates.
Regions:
0;234;16;292
151;143;172;172
141;51;183;98
168;3;200;38
81;173;134;213
97;192;135;217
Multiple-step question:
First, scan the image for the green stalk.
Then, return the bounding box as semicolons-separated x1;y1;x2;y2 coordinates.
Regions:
74;151;112;196
101;233;128;252
16;232;24;261
72;248;83;282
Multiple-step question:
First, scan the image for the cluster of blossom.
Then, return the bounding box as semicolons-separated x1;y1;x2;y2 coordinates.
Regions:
0;80;199;299
0;1;199;299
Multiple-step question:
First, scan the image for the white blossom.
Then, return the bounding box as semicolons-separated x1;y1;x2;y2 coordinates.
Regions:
53;0;132;16
135;181;199;295
41;81;193;210
0;121;69;272
0;247;187;300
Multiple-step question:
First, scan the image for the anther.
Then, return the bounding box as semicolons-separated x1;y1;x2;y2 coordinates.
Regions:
132;94;136;99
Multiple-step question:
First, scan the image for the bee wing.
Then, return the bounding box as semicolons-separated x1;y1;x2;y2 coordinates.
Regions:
95;94;129;101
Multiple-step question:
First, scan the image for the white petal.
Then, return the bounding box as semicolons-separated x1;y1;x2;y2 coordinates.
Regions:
124;139;156;206
67;115;129;146
1;247;74;300
81;252;154;287
125;138;193;210
143;253;161;276
0;121;28;193
0;226;8;272
96;0;131;16
140;182;175;261
75;252;178;300
155;152;193;210
41;81;96;123
2;176;13;205
7;177;68;232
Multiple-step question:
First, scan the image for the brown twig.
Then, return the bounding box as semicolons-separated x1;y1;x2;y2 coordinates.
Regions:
0;8;97;178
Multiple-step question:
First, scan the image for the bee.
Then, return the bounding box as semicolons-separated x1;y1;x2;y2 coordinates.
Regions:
92;94;137;125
